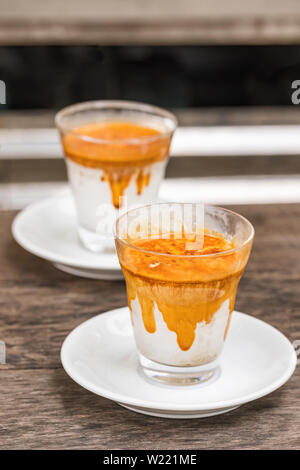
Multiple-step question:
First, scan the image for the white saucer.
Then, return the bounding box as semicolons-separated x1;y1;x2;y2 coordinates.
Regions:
12;195;123;280
61;307;297;419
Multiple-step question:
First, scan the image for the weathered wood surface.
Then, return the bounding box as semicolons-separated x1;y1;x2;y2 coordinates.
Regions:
2;107;300;130
2;0;300;44
0;204;299;449
2;108;300;211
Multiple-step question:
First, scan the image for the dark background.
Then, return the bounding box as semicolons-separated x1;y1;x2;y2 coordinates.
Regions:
1;45;300;110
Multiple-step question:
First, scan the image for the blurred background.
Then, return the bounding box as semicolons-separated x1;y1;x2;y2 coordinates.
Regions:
2;45;300;109
2;0;300;208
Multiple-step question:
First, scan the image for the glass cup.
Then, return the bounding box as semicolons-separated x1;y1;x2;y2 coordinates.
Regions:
55;100;177;252
115;203;254;386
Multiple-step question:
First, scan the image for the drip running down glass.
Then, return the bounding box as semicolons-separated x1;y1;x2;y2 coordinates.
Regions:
55;100;177;252
115;203;254;386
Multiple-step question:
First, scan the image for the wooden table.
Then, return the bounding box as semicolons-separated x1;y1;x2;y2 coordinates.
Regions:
0;203;299;450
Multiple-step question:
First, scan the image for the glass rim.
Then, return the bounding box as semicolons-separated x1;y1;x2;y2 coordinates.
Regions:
115;202;255;259
55;99;178;145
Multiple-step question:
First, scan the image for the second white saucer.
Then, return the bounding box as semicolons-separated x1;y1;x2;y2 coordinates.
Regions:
61;307;297;419
12;195;123;280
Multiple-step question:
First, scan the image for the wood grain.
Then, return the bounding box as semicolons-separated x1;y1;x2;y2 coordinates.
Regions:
2;17;300;46
2;107;300;130
2;0;300;46
0;204;299;449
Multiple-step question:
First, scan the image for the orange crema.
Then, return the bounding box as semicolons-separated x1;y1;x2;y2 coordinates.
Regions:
119;233;250;352
62;121;171;208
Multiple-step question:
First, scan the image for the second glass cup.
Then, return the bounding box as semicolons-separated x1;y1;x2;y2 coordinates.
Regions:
115;203;254;386
55;100;177;252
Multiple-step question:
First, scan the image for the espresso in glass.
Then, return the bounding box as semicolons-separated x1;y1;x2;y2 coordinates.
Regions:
56;101;177;252
115;203;254;385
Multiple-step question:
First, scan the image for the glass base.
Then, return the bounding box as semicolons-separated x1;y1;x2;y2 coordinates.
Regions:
138;353;220;387
78;225;115;253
